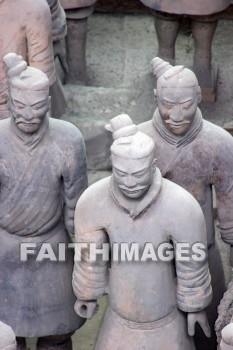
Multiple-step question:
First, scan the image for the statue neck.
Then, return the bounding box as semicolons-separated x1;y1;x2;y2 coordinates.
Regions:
153;108;203;148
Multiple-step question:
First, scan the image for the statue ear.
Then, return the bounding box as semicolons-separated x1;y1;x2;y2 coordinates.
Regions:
197;86;202;104
152;158;157;171
154;89;158;103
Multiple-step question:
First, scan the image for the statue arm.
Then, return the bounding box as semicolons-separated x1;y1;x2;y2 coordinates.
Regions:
72;228;109;308
26;0;56;85
212;132;233;265
47;0;68;73
62;129;88;236
173;198;212;313
72;188;110;303
47;0;67;41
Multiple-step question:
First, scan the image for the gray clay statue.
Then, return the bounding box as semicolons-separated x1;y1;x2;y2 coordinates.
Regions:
139;0;231;101
72;113;212;350
0;53;87;350
60;0;97;84
139;57;233;350
0;322;16;350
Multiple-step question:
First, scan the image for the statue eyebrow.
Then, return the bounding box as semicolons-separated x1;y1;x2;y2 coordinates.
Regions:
12;98;25;105
31;100;47;107
163;98;193;104
114;167;147;175
132;168;147;175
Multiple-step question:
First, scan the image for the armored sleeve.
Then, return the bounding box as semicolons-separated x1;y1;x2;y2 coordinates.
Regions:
172;193;212;312
62;126;88;235
72;191;109;301
47;0;67;41
211;129;233;245
26;0;56;85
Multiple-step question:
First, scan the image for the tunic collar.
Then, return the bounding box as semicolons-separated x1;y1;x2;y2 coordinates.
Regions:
153;108;203;148
110;168;162;219
10;114;49;151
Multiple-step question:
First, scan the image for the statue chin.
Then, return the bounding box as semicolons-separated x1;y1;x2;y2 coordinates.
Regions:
17;122;40;134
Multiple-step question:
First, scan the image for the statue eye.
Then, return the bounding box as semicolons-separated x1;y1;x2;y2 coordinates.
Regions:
116;170;125;177
183;104;191;110
164;103;173;110
14;102;25;109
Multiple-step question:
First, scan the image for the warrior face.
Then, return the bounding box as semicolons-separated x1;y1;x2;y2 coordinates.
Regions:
112;153;156;199
10;88;50;134
156;85;201;136
154;64;202;136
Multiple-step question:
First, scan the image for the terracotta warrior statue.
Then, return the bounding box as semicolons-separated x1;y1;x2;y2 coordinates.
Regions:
60;0;97;84
0;53;87;349
72;113;212;349
0;322;16;350
139;0;231;98
0;0;67;118
139;57;233;350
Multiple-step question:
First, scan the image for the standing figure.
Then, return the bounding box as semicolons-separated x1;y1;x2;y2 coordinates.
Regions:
60;0;97;84
0;53;87;349
139;57;233;350
72;114;212;350
139;0;231;100
0;322;16;350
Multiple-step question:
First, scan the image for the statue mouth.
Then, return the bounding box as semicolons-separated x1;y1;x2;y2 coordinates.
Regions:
18;122;39;127
120;187;146;194
165;120;190;128
170;124;186;129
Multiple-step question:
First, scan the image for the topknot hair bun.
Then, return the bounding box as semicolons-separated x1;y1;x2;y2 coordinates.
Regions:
3;53;27;78
151;57;172;79
105;114;138;140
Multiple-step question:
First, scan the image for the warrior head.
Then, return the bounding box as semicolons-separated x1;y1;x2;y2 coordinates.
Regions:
0;322;16;350
3;52;50;134
152;57;202;135
106;114;156;199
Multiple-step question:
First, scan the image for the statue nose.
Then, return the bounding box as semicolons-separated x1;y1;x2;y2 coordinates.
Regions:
123;176;136;188
24;107;34;120
170;105;183;122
